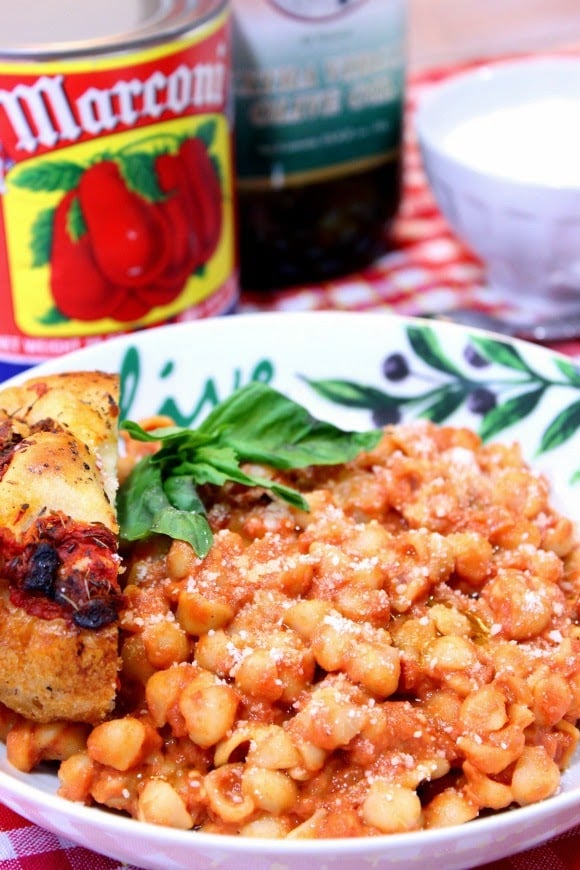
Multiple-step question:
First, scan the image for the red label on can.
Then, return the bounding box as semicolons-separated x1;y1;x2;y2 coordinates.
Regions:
0;8;237;376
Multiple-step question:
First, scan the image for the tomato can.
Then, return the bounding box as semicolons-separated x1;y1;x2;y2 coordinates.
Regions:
0;0;237;380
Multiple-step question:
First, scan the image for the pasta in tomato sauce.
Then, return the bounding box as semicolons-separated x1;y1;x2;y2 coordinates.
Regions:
5;419;580;838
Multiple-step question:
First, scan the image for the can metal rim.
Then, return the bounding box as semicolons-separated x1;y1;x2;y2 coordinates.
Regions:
0;0;227;61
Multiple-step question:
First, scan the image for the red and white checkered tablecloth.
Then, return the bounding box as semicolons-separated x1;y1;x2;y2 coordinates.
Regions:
1;56;579;870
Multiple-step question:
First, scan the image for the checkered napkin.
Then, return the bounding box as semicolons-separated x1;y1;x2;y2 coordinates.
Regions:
0;803;135;868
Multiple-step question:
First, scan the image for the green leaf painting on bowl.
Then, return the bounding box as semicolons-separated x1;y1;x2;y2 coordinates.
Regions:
304;325;580;484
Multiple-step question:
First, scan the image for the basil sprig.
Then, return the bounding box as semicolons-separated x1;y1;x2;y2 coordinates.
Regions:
117;382;381;557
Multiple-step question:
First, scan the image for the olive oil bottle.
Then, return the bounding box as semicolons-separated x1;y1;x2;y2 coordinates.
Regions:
232;0;407;290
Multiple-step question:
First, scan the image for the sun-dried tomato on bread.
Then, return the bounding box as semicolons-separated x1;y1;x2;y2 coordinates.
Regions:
0;372;122;724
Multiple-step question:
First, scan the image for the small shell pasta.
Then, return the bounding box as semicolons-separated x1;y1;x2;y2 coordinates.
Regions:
42;418;580;839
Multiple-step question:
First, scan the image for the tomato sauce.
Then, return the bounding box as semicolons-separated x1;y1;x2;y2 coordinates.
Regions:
0;0;237;380
0;516;121;623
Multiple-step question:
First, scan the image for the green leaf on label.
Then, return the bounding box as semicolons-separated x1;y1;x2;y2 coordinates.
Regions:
195;120;218;148
37;305;70;325
119;382;381;555
12;161;84;192
67;194;87;241
30;207;55;267
538;399;580;455
479;387;545;442
469;336;533;373
120;152;165;201
407;326;463;377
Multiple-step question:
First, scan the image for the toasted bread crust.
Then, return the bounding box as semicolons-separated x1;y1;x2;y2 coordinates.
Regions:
0;424;117;533
0;584;118;723
0;371;121;723
0;371;119;509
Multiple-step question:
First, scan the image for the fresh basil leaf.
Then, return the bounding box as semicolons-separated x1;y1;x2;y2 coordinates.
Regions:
122;384;381;467
167;444;240;483
121;420;204;446
177;452;310;511
163;475;207;514
249;478;309;510
118;382;380;555
182;459;234;487
149;507;213;557
120;420;173;442
198;382;381;467
118;459;212;553
200;454;310;510
117;456;167;541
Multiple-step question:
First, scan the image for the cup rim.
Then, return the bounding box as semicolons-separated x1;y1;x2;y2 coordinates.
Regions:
414;55;580;192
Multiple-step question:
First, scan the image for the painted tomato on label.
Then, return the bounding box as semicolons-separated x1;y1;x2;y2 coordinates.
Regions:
50;191;126;321
148;151;201;305
107;288;154;323
50;186;163;324
46;136;224;324
178;137;222;263
133;138;224;306
79;160;171;288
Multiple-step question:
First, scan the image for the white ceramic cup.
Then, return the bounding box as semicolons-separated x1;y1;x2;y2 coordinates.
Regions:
415;57;580;316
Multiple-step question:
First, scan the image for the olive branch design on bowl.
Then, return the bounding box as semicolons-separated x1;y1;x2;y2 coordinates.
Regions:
305;325;580;485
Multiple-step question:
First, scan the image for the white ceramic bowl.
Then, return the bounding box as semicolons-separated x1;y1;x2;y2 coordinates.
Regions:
415;56;580;317
0;311;579;870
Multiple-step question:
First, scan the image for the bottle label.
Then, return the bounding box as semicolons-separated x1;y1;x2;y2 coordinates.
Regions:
0;8;237;378
233;0;406;191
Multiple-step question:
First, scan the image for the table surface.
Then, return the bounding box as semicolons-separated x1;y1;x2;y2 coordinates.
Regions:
408;0;580;68
1;4;580;869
